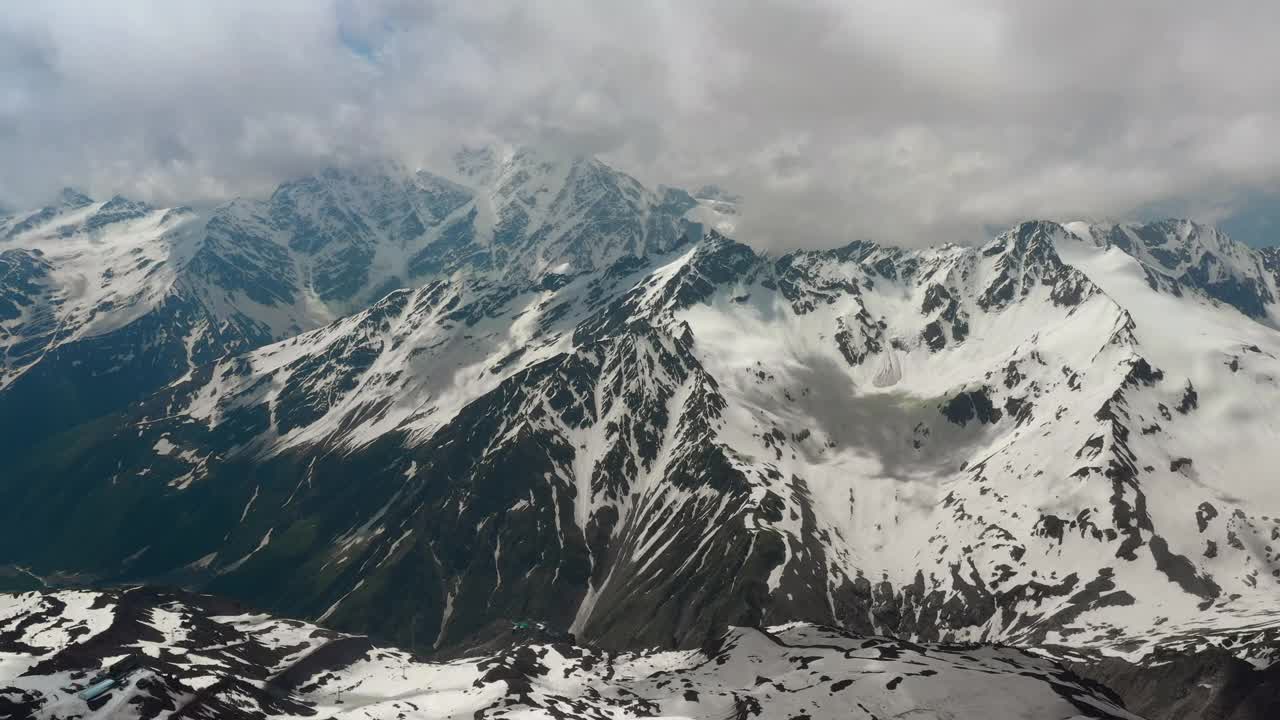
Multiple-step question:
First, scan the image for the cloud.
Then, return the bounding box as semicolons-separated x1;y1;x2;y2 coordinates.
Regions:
3;1;1280;248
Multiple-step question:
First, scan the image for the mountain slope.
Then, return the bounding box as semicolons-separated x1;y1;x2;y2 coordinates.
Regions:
1;588;1141;720
5;216;1280;677
1069;220;1280;323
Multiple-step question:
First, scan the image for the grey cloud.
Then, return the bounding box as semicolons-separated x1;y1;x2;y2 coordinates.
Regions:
3;0;1280;248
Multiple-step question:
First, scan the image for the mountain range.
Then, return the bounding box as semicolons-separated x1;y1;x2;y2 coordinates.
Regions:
3;145;1280;719
0;147;715;455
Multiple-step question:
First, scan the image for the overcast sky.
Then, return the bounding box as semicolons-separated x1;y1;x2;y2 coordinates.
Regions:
4;1;1280;248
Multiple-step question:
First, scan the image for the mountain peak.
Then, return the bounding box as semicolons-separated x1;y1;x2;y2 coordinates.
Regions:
101;193;151;211
57;187;93;208
453;143;600;185
1070;218;1243;260
693;184;743;205
980;220;1070;265
1066;218;1279;320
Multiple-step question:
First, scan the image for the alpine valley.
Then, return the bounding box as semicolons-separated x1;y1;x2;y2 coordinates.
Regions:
4;146;1280;719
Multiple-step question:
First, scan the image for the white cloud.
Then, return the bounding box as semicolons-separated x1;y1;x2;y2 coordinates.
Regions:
3;0;1280;247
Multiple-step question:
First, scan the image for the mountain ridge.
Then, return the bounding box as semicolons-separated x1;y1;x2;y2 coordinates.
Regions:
0;146;721;454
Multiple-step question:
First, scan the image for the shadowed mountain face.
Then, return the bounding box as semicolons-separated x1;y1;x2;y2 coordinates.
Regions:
3;152;1280;718
1069;651;1280;720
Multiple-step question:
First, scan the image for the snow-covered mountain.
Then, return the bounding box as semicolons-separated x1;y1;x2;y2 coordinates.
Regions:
1067;219;1280;321
0;147;711;454
5;204;1280;686
5;146;1280;717
0;588;1141;719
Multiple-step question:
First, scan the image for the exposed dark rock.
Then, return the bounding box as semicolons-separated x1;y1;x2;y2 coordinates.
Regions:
1197;503;1220;533
1178;381;1200;414
940;387;1002;426
1070;649;1280;720
1148;535;1221;601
